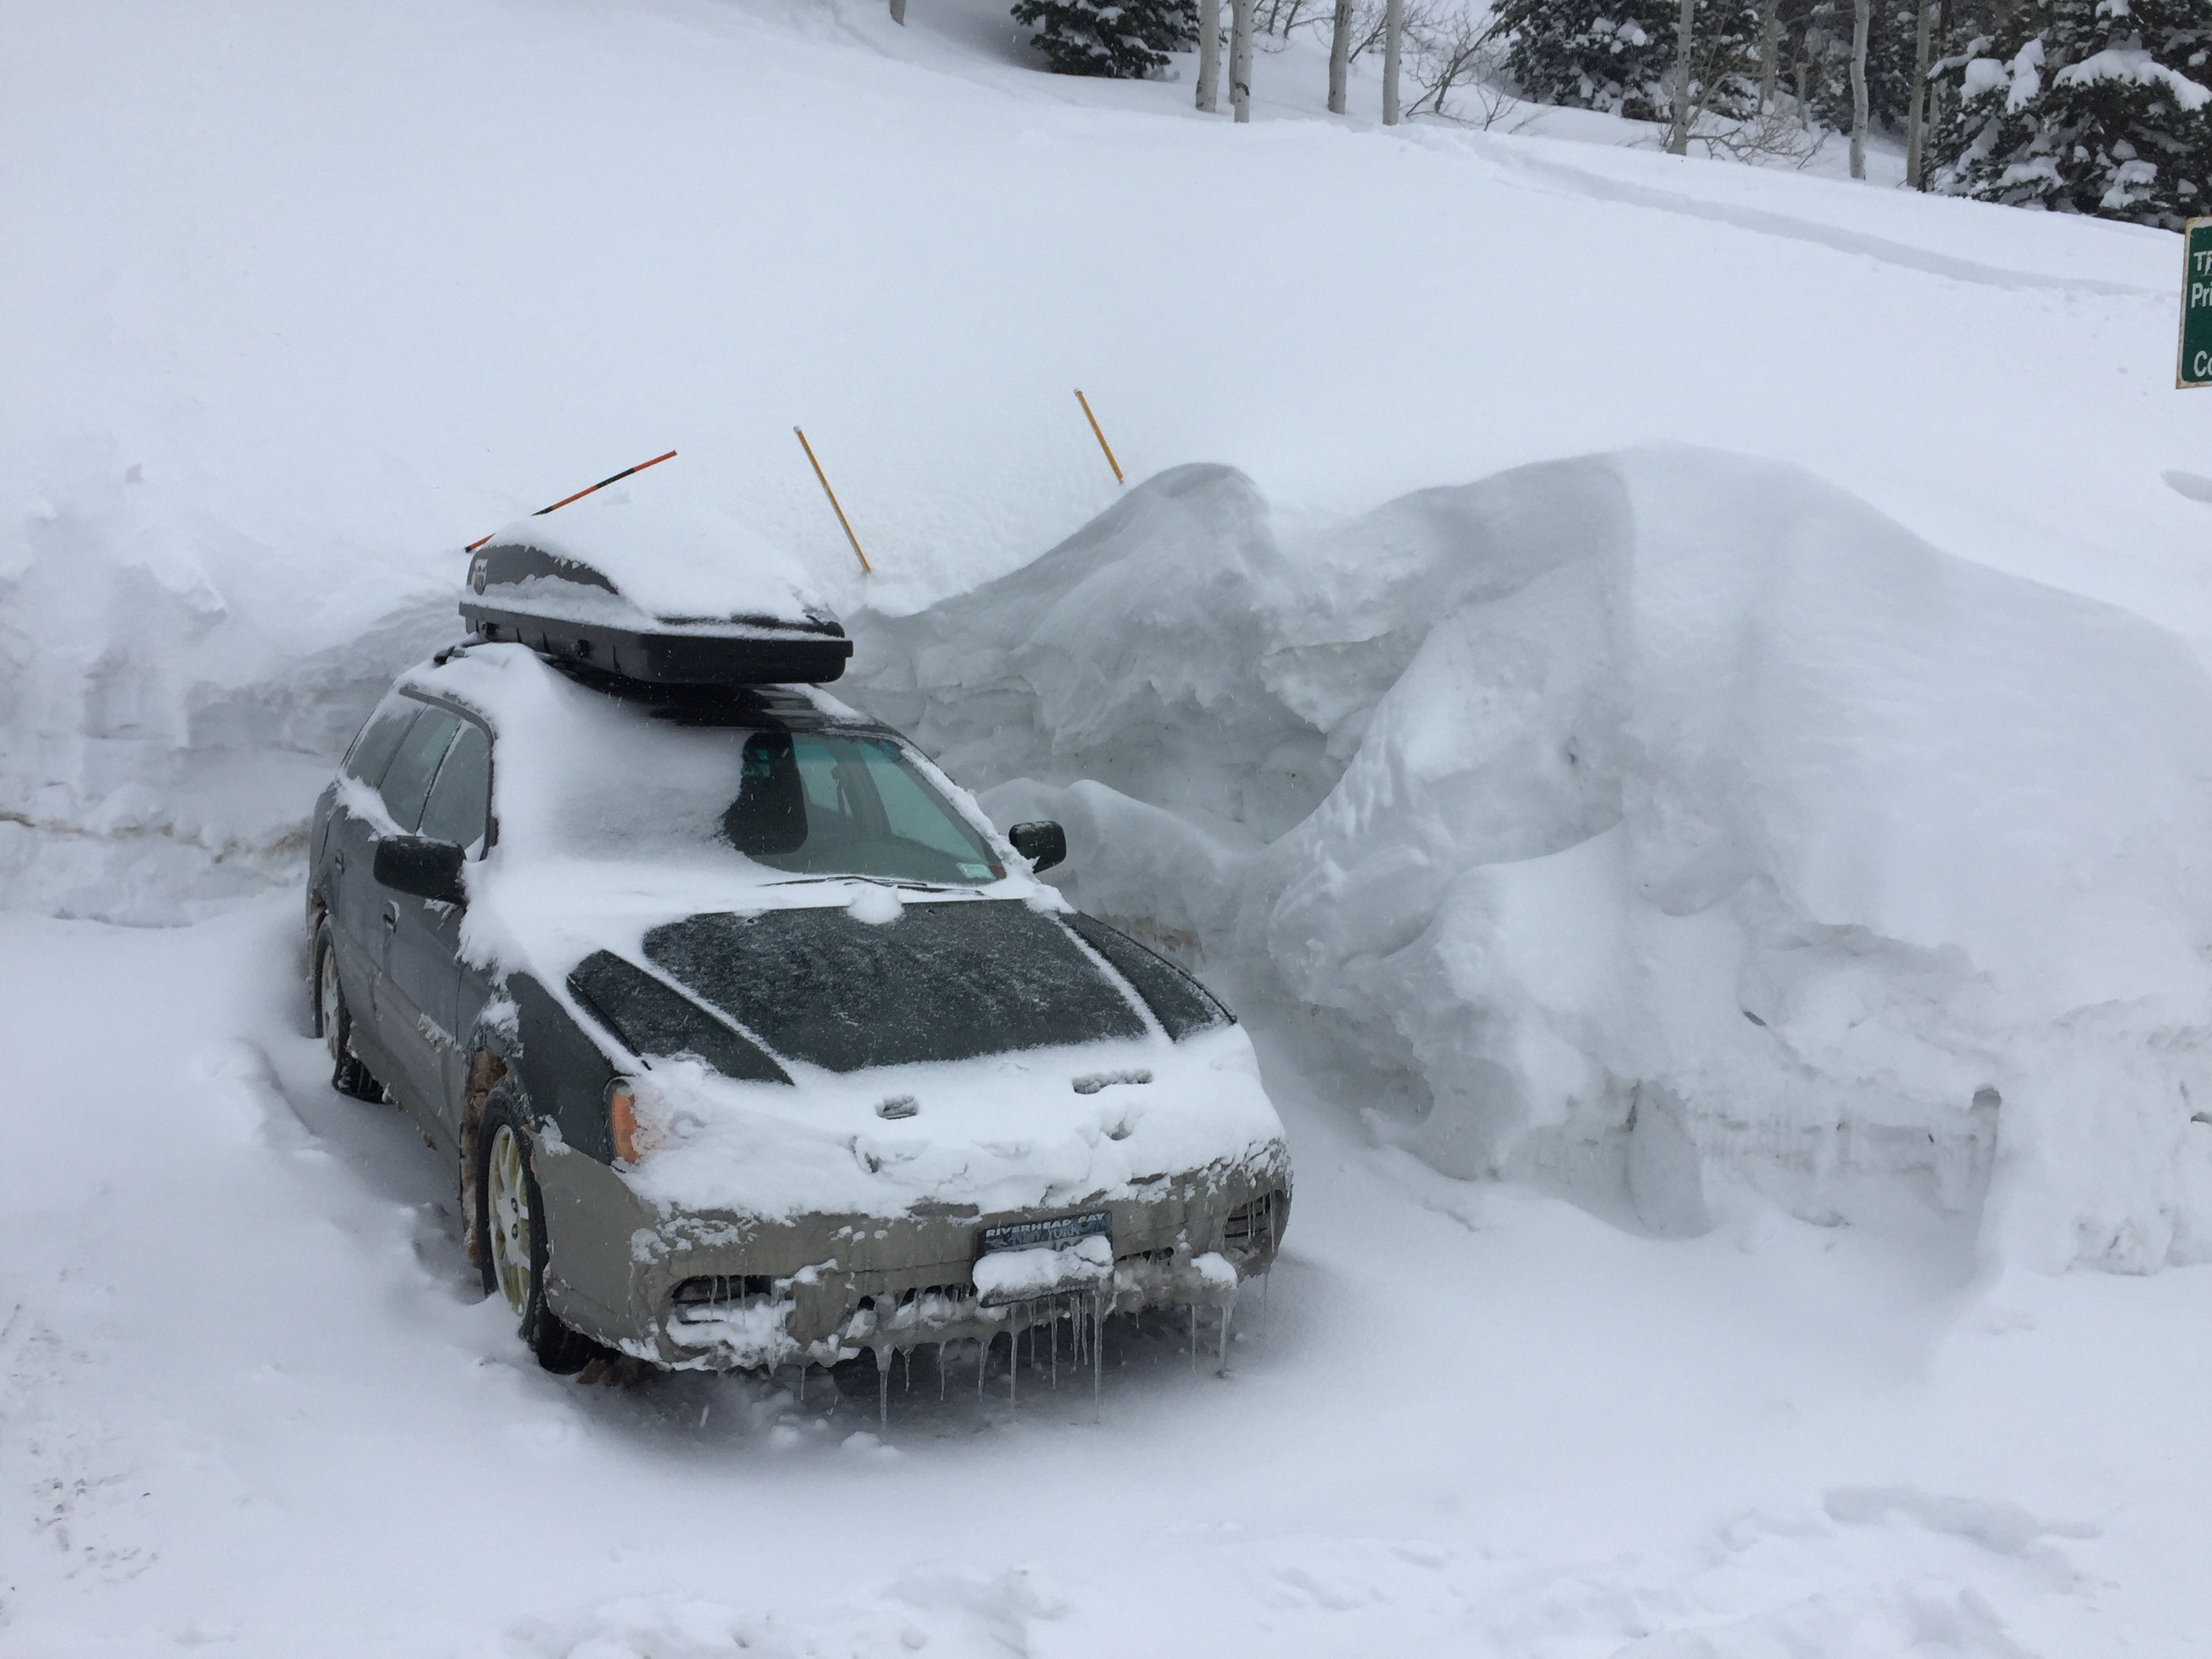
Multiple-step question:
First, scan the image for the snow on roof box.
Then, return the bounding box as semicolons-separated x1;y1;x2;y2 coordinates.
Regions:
457;485;853;686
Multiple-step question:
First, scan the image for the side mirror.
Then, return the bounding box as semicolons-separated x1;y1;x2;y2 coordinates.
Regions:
1008;821;1067;874
373;835;468;906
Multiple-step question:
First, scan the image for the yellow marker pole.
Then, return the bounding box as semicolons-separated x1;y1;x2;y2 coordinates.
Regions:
794;426;872;575
1074;389;1124;485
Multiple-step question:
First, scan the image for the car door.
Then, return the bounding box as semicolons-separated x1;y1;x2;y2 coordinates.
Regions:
392;716;491;1145
363;703;462;1119
325;698;426;1075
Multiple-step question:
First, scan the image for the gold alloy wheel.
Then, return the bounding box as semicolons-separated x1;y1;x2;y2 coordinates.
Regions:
488;1124;532;1317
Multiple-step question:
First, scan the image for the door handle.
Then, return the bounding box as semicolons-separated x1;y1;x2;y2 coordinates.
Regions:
383;902;398;933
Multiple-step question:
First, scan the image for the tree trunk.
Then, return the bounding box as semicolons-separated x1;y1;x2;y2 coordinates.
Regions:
1849;0;1870;178
889;0;905;22
1757;0;1779;111
1328;0;1354;115
1382;0;1404;124
1231;0;1256;123
1664;0;1698;155
1905;0;1936;186
1197;0;1222;112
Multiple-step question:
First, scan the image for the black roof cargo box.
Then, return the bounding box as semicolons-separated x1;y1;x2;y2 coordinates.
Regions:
456;492;853;687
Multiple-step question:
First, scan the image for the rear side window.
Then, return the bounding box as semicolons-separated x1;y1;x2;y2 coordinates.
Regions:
568;953;791;1085
376;706;461;832
343;703;419;790
1063;914;1231;1041
418;722;491;853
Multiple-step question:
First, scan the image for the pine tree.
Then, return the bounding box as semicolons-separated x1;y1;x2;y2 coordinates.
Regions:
1928;0;2212;226
1012;0;1198;76
1499;0;1763;120
1496;0;1687;117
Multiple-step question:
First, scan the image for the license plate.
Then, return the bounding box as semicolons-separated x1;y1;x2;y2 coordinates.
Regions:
977;1211;1109;1256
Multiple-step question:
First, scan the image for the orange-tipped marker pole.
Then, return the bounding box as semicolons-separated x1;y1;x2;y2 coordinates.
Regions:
794;426;872;575
465;449;678;552
1075;389;1123;485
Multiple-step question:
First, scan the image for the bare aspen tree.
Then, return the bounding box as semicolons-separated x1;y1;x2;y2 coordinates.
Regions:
1382;0;1404;123
1231;0;1255;122
1905;0;1936;186
1757;0;1779;111
1328;0;1355;114
1849;0;1870;178
1197;0;1222;111
1664;0;1697;155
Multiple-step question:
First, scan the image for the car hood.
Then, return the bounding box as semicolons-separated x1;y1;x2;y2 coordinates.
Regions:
602;1020;1289;1225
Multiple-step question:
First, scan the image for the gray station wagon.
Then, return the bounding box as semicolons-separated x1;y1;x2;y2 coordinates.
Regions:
306;514;1291;1395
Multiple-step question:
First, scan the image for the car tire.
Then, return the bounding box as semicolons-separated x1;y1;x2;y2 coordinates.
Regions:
476;1083;597;1374
314;918;386;1103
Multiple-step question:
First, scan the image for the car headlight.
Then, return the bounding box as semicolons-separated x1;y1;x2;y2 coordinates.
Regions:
607;1076;643;1165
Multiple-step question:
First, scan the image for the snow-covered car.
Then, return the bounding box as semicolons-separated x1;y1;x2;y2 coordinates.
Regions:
304;494;1291;1382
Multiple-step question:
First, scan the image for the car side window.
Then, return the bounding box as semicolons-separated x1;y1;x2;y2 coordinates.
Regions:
375;705;462;832
343;703;420;790
417;722;491;854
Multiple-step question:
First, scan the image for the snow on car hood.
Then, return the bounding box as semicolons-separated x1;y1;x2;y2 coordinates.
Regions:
607;1021;1286;1223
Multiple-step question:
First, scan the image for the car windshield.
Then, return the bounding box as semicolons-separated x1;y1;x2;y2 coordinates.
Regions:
724;731;1003;886
480;674;1007;888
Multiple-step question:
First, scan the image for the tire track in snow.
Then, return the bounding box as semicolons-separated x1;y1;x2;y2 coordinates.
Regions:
1477;144;2163;300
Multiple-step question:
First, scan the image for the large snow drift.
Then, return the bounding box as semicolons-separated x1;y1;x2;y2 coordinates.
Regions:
851;449;2212;1273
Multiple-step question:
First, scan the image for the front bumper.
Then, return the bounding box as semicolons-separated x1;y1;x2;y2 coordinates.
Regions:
531;1138;1290;1371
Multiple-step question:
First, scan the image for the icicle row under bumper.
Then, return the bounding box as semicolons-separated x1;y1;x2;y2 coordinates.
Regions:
531;1141;1289;1372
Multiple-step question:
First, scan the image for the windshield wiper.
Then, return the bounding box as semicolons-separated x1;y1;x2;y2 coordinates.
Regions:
762;876;968;894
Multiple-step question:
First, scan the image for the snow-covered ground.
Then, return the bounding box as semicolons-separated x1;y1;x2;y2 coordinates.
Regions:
7;0;2212;1653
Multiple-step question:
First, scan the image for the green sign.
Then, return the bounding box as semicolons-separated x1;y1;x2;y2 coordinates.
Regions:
2181;217;2212;386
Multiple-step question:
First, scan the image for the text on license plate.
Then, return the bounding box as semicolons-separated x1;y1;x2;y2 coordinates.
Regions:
977;1211;1110;1256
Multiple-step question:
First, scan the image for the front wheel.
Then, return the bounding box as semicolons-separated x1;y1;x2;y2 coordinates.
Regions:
314;918;385;1103
476;1085;596;1374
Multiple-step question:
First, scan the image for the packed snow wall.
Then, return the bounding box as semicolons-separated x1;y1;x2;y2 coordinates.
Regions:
0;444;456;922
849;449;2212;1273
9;437;2211;1270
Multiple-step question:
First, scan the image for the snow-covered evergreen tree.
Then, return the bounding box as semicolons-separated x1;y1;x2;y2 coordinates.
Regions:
1499;0;1763;119
1496;0;1683;116
1929;0;2212;226
1012;0;1197;76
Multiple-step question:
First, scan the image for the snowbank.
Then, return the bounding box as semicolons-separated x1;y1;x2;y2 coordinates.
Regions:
0;443;455;922
850;449;2212;1273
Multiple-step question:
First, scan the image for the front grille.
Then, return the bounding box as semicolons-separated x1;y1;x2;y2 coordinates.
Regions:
670;1275;779;1322
1223;1191;1285;1252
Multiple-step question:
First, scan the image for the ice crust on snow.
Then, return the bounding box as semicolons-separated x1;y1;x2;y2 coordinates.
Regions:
851;447;2212;1273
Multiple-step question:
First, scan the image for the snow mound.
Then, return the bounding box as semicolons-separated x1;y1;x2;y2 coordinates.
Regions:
0;445;456;922
849;448;2212;1273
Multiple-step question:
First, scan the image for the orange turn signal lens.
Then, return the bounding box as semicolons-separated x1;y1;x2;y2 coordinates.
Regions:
607;1078;642;1164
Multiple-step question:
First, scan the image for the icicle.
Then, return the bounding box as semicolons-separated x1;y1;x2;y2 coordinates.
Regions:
1092;1291;1103;1422
798;1364;806;1406
1189;1305;1197;1374
1010;1320;1019;1405
978;1334;987;1400
1050;1296;1059;1391
1217;1298;1231;1378
877;1349;890;1430
938;1340;947;1402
